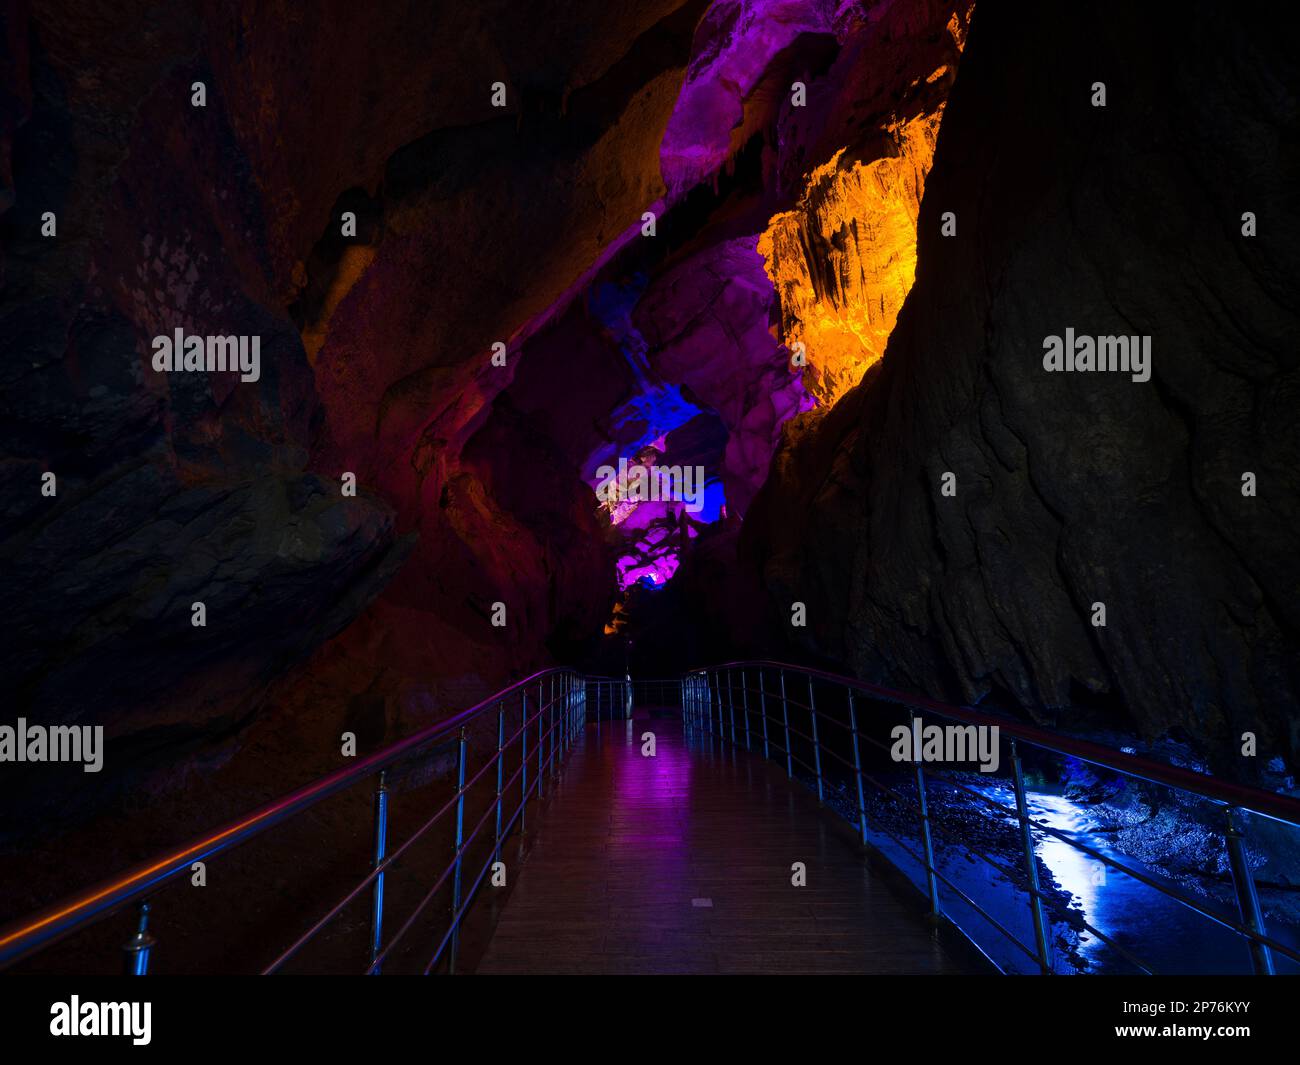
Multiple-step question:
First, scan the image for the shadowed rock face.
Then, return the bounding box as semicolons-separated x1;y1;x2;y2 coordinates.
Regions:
744;2;1300;775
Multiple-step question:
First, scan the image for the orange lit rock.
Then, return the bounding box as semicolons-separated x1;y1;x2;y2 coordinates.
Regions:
758;108;944;406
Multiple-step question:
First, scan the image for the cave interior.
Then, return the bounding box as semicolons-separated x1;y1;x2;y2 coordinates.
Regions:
1;0;1298;975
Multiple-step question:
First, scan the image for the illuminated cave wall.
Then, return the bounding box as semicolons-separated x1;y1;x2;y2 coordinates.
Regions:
758;109;944;405
757;9;968;406
582;0;971;599
0;0;976;795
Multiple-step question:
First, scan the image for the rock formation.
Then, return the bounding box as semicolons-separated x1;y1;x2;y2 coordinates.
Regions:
744;0;1300;776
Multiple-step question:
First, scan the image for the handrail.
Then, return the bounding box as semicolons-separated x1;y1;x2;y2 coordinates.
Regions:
687;660;1300;827
680;661;1300;976
0;667;583;972
7;659;1296;976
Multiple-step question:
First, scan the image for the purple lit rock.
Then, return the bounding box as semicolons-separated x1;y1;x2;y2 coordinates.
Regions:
635;236;813;517
659;0;836;197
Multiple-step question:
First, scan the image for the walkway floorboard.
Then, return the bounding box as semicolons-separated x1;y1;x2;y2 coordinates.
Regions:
476;714;964;974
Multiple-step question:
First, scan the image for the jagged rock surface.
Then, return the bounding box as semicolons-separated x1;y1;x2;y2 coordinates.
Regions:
0;0;706;782
744;2;1300;773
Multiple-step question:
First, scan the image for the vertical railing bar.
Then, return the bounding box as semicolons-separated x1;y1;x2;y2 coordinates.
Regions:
718;671;725;740
493;706;505;858
520;690;528;835
846;690;868;846
448;726;468;974
808;676;823;804
727;671;738;746
368;770;389;972
758;668;771;760
1010;738;1052;974
909;709;942;924
122;901;155;976
740;670;752;751
779;670;793;777
1223;805;1275;975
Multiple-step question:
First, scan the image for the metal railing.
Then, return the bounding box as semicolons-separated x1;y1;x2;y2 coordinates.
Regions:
584;675;681;720
7;660;1297;976
680;661;1300;976
584;675;633;721
0;669;587;974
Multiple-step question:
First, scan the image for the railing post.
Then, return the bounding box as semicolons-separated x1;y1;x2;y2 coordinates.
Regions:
808;676;824;804
1010;739;1052;974
537;680;544;797
368;770;389;972
740;670;752;751
846;690;868;846
122;901;155;976
912;740;942;924
1223;806;1275;975
520;691;529;834
779;670;793;777
494;707;505;855
549;675;556;777
758;668;770;760
727;671;738;745
449;726;468;973
568;674;576;749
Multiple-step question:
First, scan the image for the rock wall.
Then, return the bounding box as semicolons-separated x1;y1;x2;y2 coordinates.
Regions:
744;1;1300;774
0;0;706;795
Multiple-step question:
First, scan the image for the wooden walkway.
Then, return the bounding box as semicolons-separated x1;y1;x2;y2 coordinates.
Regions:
475;713;964;974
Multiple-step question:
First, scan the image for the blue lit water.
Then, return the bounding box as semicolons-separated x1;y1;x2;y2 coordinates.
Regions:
862;781;1300;975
